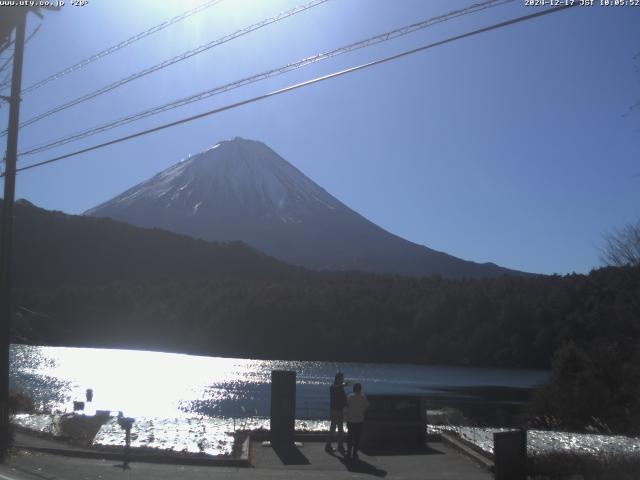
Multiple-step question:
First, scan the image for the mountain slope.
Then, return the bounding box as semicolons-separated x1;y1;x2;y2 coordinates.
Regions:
86;137;525;278
7;199;296;289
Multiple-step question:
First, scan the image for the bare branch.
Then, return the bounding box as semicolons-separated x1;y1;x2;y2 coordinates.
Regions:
601;221;640;267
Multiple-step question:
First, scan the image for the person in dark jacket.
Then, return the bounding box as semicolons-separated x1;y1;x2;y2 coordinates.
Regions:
325;371;350;453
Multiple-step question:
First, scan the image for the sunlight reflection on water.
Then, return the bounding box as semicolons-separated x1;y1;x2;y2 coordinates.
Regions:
10;344;551;456
10;344;548;419
12;345;639;460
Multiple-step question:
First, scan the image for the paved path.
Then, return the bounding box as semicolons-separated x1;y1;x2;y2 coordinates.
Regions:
13;431;89;452
251;440;492;479
1;440;492;480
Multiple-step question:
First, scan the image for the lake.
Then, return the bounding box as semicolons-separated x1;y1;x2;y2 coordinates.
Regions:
11;344;638;463
10;344;548;420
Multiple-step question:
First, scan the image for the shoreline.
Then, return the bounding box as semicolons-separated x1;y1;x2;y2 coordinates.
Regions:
12;411;640;478
9;341;554;372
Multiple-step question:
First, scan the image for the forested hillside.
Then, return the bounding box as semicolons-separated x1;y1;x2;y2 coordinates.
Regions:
7;199;298;288
14;266;640;369
7;199;640;432
7;199;639;369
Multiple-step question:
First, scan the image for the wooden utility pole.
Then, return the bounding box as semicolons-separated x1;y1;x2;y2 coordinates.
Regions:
0;8;27;458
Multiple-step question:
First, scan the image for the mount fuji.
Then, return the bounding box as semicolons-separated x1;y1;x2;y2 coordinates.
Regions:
85;137;524;278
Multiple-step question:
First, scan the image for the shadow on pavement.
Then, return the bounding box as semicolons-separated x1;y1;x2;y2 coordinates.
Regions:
361;444;445;457
271;443;311;465
339;456;387;477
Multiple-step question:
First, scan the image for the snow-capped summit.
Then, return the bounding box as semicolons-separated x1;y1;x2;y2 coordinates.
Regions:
86;137;524;278
92;137;338;222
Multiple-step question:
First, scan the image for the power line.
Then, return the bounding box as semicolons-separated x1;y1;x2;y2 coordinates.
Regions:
0;39;15;55
0;51;14;77
7;3;576;178
17;0;225;97
5;0;329;135
0;40;16;91
23;22;41;47
0;70;11;91
0;24;40;95
19;0;512;157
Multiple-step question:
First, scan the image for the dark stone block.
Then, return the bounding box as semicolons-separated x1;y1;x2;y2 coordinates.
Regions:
270;370;296;445
366;395;424;422
362;395;426;448
494;429;526;480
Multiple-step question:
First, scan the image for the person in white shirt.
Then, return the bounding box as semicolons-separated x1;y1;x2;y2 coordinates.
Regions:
344;382;368;459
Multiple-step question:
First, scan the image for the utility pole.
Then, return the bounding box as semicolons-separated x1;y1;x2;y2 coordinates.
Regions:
0;8;27;458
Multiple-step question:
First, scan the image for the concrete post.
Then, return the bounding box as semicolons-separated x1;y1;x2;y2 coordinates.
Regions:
494;429;526;480
270;370;296;444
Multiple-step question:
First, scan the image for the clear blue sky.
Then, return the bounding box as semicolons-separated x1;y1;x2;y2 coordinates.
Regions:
1;0;638;275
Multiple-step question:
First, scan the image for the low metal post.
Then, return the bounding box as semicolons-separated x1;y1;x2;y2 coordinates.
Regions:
124;426;131;468
117;415;135;469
